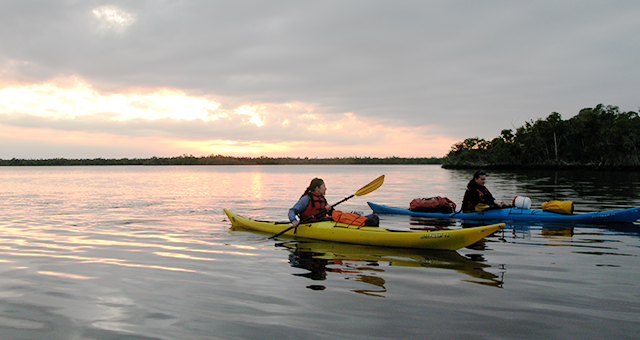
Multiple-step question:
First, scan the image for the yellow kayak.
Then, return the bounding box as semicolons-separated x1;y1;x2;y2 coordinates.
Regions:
223;209;504;250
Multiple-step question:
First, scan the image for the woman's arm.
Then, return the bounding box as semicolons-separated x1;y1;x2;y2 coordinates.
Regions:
288;195;310;227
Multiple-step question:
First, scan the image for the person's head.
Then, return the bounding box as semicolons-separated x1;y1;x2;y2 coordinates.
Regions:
305;178;327;196
473;170;487;186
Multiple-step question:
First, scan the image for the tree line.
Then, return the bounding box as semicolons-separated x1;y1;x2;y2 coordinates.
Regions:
0;155;442;166
442;104;640;169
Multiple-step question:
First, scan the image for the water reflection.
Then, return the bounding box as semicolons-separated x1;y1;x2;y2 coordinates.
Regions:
600;223;640;236
2;165;639;339
249;173;264;201
278;240;504;296
541;226;574;238
501;221;640;239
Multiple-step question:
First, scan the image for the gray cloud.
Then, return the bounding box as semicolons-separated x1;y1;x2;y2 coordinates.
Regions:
1;0;639;145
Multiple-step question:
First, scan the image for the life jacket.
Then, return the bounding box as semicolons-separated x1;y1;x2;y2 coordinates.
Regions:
331;210;368;226
475;187;491;203
300;192;328;222
463;185;493;213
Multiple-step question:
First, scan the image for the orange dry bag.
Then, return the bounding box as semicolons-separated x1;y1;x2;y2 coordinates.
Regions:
331;210;368;226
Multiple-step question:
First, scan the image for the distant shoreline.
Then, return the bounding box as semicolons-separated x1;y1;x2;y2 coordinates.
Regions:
3;157;638;170
4;156;638;170
0;155;443;166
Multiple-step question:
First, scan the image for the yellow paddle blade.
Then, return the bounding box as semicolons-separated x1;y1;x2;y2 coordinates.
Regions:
354;175;385;196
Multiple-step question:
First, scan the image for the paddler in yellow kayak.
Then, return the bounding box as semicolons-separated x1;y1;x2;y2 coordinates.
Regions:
289;178;379;228
288;178;334;229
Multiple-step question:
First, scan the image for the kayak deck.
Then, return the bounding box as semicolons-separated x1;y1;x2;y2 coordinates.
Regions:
223;209;504;250
367;202;640;224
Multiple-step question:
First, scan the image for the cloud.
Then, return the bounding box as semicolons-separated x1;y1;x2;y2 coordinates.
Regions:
0;1;638;158
0;76;222;121
0;76;370;141
0;76;454;158
92;5;137;34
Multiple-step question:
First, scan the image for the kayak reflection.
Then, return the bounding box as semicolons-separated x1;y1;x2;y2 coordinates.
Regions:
503;221;640;240
278;240;504;296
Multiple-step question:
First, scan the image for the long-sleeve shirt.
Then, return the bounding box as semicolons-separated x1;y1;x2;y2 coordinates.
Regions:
288;195;311;222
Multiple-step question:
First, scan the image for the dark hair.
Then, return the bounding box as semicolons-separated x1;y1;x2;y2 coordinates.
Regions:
473;170;486;179
304;178;324;196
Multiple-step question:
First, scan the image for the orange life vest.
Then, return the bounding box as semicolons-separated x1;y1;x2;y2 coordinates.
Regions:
300;192;328;222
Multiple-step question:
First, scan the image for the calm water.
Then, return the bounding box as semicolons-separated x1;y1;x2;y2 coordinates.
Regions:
0;165;639;339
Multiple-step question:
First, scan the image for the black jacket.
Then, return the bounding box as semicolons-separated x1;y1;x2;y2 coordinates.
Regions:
462;180;497;213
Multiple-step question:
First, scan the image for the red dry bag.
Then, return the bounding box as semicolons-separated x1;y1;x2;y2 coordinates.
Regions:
409;196;457;213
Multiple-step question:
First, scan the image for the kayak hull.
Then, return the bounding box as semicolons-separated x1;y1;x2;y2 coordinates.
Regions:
223;209;503;250
367;202;640;224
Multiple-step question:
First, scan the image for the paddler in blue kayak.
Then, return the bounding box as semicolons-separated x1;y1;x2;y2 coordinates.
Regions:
289;178;333;228
462;170;511;213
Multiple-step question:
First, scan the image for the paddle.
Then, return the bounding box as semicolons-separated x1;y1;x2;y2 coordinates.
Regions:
268;175;385;240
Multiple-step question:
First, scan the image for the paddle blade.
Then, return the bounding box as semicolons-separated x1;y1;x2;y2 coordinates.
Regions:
354;175;385;196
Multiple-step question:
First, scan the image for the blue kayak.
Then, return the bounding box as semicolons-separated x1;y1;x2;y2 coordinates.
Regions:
367;202;640;224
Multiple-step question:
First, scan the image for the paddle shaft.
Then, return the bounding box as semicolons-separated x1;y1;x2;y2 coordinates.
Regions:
268;194;353;239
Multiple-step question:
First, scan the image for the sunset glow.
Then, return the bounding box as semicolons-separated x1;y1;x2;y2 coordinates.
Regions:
0;77;224;121
235;105;265;127
0;76;454;159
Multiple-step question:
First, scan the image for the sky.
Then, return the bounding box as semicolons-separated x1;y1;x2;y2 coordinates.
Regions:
1;1;639;159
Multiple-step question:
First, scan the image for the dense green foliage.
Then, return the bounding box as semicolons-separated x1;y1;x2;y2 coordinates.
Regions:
443;104;640;169
0;155;442;166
